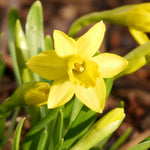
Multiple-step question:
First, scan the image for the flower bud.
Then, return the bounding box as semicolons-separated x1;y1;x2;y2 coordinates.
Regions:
0;82;50;117
69;3;150;37
70;108;125;150
104;3;150;32
126;3;150;32
116;41;150;78
24;82;50;106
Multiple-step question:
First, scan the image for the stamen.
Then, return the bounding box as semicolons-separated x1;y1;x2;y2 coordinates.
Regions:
74;63;84;72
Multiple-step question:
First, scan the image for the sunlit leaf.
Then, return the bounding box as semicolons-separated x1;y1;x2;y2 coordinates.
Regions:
13;118;25;150
45;35;53;50
37;130;48;150
26;1;44;57
25;108;59;137
62;106;97;149
15;20;33;82
48;110;63;150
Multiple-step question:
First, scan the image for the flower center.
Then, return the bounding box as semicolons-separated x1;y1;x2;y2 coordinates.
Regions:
73;63;84;72
67;55;100;88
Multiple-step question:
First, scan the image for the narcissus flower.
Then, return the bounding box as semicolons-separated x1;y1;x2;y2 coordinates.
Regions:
27;21;128;112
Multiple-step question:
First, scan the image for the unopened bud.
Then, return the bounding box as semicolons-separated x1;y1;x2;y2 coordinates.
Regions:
0;82;50;117
71;108;125;150
126;3;150;32
24;82;50;106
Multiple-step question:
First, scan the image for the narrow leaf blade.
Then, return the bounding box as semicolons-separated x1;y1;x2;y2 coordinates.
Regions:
8;9;21;84
13;117;25;150
15;20;33;82
62;106;97;149
45;35;53;50
37;130;48;150
25;108;58;137
26;1;44;57
48;110;63;150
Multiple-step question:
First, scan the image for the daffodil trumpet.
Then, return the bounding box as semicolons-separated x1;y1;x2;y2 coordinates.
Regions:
27;21;128;113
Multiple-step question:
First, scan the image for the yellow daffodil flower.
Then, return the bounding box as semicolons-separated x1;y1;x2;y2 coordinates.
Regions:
27;21;128;112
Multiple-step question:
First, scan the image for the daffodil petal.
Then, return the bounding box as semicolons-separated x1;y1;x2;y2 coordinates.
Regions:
129;27;149;45
93;53;128;78
77;21;106;58
75;78;106;113
53;30;77;58
26;50;67;80
48;78;74;108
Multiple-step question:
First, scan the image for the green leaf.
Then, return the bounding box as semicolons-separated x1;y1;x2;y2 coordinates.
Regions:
63;97;75;133
28;106;41;126
128;141;150;150
56;138;64;150
13;117;25;150
15;20;33;83
68;97;83;128
22;130;43;150
45;35;53;50
48;110;63;150
37;130;48;150
104;78;113;99
24;108;59;137
15;20;30;62
22;109;58;150
62;106;97;149
25;1;44;81
53;110;63;147
26;1;44;57
63;96;83;134
92;134;112;149
8;9;21;85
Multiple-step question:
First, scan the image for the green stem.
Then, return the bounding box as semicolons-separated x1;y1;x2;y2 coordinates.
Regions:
68;5;133;37
68;11;109;37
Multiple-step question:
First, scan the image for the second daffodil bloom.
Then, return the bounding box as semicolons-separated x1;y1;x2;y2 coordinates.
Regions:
27;21;128;113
